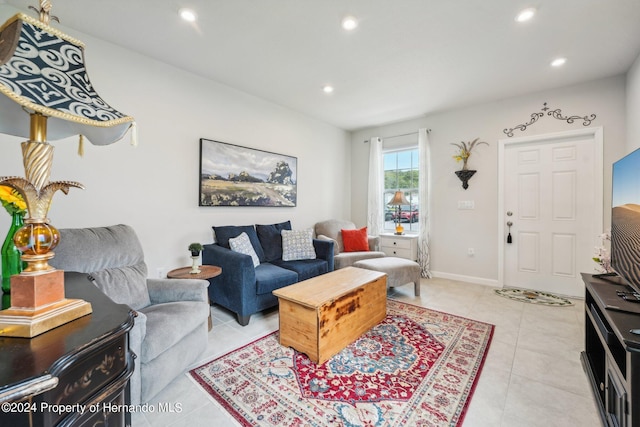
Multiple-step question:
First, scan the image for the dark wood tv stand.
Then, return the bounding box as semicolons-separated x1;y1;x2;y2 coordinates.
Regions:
581;273;640;427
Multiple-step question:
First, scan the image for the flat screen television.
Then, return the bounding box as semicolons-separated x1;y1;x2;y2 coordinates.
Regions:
610;147;640;297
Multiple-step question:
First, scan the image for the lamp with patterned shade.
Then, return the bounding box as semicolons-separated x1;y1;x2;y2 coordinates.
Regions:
0;1;135;337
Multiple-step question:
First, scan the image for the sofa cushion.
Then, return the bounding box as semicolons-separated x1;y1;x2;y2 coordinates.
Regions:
229;232;260;267
273;259;329;282
256;221;292;262
90;262;151;310
342;227;370;252
139;301;209;363
254;263;298;295
282;229;316;261
213;225;265;262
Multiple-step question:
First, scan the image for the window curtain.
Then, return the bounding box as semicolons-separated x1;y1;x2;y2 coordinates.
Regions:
367;137;383;236
418;128;432;278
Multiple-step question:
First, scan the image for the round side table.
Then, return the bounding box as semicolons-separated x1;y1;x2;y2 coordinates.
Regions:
167;265;221;331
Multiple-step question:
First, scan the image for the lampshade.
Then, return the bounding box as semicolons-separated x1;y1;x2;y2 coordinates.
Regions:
0;13;134;145
388;191;409;206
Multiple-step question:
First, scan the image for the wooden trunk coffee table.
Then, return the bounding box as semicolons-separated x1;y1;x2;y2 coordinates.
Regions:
273;266;387;364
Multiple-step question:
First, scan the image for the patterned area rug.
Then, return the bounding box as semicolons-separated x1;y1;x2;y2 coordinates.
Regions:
495;288;574;306
189;300;494;426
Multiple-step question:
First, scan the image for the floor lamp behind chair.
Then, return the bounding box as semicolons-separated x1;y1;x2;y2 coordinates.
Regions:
0;1;135;337
388;191;409;235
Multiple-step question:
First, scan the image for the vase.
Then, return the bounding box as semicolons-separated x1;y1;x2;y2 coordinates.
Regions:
190;255;201;274
1;211;25;293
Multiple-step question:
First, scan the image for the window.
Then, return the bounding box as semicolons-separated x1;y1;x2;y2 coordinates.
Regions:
383;148;419;233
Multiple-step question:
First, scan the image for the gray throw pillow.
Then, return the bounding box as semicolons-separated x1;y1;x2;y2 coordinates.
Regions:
229;232;260;267
281;229;316;261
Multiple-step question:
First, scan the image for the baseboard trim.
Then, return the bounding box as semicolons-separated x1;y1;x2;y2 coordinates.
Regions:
430;271;499;288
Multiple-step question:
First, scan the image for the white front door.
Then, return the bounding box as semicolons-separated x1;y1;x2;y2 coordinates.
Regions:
498;128;603;297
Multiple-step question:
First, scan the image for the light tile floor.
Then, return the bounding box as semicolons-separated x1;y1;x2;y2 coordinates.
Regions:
132;277;602;427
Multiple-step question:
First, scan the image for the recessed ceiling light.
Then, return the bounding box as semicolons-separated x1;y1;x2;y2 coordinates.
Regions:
322;85;334;94
515;7;536;22
341;16;358;31
551;57;567;67
179;8;197;23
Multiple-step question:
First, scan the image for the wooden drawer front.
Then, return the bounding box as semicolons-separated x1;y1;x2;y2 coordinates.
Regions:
54;355;134;427
46;334;128;413
381;238;411;250
382;247;413;259
72;386;127;427
317;276;387;364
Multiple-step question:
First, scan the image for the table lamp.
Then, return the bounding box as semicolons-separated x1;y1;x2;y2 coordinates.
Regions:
0;1;135;337
388;191;409;235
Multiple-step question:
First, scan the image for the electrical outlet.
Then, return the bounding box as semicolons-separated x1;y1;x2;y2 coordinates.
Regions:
467;248;475;256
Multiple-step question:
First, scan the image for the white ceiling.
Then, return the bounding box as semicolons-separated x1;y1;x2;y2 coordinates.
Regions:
5;0;640;131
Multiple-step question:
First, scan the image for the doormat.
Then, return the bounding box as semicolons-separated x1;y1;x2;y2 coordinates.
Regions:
189;299;494;427
495;288;574;306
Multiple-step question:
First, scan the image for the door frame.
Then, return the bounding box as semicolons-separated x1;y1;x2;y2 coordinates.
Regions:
497;127;604;288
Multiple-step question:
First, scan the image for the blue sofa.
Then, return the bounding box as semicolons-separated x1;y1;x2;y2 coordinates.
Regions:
202;221;334;326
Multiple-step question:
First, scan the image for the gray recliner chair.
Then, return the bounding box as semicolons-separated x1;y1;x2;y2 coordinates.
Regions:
49;224;210;405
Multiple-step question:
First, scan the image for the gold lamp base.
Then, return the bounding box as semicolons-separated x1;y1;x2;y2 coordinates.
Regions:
0;270;92;337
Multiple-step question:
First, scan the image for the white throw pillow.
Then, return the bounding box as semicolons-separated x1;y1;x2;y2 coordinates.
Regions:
281;229;316;261
229;232;260;267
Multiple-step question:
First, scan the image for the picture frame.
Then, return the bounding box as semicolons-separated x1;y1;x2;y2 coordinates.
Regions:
199;138;297;207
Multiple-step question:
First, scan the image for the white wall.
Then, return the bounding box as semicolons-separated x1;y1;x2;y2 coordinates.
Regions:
351;76;627;284
0;6;351;278
627;53;640;151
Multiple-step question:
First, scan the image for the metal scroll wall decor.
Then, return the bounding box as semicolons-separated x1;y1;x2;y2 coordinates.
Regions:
503;102;596;137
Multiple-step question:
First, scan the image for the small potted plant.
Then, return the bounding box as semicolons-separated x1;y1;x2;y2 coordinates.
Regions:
189;242;203;257
188;243;203;274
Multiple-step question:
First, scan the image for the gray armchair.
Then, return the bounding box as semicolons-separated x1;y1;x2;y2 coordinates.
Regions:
314;219;385;269
49;224;210;405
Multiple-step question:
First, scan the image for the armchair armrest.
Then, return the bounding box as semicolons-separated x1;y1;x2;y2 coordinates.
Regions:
367;235;380;251
313;239;334;271
146;278;209;304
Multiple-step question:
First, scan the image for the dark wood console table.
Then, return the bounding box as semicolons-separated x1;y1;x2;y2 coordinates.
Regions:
581;273;640;427
0;272;135;427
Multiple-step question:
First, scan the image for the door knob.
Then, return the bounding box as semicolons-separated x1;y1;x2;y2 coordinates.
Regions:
506;221;513;244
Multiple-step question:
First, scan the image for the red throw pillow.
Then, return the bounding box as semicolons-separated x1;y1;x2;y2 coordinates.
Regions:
341;227;370;252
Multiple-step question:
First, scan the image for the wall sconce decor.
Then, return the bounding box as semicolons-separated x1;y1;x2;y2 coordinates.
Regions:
451;138;487;190
0;1;135;337
455;170;476;190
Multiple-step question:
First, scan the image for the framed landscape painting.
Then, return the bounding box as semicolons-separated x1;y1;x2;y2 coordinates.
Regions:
199;139;297;207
